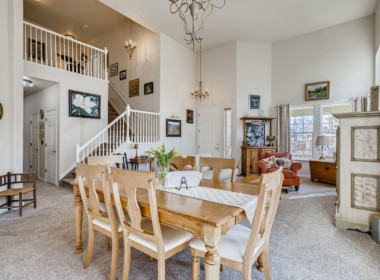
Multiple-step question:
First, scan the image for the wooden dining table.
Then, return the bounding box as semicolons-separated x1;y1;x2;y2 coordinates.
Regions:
71;178;261;280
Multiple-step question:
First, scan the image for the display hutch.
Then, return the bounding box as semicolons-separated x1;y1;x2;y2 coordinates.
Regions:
241;116;276;176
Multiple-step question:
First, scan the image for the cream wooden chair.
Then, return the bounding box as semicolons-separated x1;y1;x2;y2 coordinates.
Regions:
87;155;124;172
190;168;284;280
76;163;123;280
169;156;196;171
199;157;237;182
110;167;194;280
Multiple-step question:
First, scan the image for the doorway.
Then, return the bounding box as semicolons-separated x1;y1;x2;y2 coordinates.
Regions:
198;107;221;157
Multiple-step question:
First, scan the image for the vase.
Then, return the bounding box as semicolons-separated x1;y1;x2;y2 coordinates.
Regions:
158;166;168;187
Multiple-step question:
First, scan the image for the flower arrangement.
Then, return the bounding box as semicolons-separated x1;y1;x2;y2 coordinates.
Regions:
266;135;277;146
146;144;178;185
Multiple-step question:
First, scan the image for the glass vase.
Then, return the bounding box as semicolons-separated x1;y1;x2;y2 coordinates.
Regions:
158;166;168;187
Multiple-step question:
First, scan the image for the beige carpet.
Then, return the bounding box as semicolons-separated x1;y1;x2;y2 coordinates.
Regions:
0;179;379;279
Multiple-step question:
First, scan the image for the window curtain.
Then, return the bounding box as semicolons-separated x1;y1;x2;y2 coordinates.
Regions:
277;104;290;153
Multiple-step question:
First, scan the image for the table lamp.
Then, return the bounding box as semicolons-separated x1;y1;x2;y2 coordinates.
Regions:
133;143;139;158
315;136;329;160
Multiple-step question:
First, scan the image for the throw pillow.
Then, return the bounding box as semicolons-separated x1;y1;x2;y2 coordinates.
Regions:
261;156;275;168
274;157;293;169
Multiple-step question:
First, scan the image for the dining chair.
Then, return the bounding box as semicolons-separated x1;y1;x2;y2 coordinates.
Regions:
87;155;124;172
169;156;196;171
199;157;237;182
110;167;194;280
76;163;123;280
190;168;284;280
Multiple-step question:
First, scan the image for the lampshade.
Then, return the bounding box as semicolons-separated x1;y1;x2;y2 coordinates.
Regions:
315;136;329;146
133;143;139;149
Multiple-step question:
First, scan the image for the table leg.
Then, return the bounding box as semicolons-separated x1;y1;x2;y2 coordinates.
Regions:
257;254;264;271
74;191;83;254
203;225;222;280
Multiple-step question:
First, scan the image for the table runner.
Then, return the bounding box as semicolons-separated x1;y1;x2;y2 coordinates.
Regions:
159;186;258;223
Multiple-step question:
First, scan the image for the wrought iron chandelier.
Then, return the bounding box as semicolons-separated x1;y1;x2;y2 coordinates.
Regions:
125;19;137;59
190;39;209;101
169;0;226;49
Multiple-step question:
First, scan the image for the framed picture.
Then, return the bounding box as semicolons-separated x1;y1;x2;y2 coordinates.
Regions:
119;70;127;80
144;82;154;95
110;63;118;77
28;39;46;61
129;79;139;97
69;90;101;119
166;119;181;137
245;123;265;146
186;109;194;124
305;81;330;101
249;95;261;110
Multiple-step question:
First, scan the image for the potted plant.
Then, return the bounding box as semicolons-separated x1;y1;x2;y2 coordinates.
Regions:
146;144;178;186
266;135;277;146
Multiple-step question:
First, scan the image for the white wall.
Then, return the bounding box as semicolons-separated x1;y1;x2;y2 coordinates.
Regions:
23;84;59;175
24;63;108;178
88;19;160;113
375;0;380;53
159;33;197;155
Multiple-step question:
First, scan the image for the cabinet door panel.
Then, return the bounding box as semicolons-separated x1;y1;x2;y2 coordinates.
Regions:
250;149;259;173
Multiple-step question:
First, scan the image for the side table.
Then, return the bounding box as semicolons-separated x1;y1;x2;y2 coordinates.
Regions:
130;157;154;171
309;160;337;184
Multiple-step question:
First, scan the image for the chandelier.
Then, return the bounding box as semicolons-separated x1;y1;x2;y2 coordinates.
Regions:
169;0;226;49
190;39;209;101
125;19;137;59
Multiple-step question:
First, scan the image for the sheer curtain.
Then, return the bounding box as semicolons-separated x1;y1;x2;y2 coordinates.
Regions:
277;104;290;153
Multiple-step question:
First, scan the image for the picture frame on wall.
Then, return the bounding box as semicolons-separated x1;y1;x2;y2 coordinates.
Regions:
28;39;46;61
245;122;265;146
129;79;140;97
305;81;330;101
144;82;154;94
109;63;118;77
69;90;101;119
166;119;181;137
249;94;261;110
119;70;127;80
186;109;194;124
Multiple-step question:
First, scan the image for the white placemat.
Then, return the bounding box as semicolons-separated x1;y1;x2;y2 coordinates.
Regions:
160;186;258;223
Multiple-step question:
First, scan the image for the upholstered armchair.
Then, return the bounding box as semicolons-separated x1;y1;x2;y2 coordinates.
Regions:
257;152;302;191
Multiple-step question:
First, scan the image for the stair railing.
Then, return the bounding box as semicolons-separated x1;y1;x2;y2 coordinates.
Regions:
76;105;160;163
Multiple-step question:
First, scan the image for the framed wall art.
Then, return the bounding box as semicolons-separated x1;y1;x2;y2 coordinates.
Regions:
28;39;46;61
186;109;194;123
119;70;127;80
69;90;101;119
166;119;181;137
144;82;154;94
109;63;118;77
305;81;330;101
129;79;139;97
245;122;265;146
249;95;261;110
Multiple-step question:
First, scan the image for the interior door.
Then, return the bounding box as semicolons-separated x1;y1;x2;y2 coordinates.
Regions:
198;107;221;157
45;109;58;185
30;114;39;173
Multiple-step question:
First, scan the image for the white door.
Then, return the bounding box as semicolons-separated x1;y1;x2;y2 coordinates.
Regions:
198;107;222;157
45;109;58;185
30;114;39;173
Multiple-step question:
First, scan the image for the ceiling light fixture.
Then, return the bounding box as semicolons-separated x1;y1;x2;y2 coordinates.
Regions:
65;34;74;40
190;39;209;101
169;0;226;50
23;79;34;88
125;19;137;60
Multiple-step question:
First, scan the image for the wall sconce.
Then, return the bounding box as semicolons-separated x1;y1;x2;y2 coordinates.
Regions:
315;135;329;160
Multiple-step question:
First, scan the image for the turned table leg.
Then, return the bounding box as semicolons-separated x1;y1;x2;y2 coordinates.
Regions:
203;225;222;280
74;189;83;254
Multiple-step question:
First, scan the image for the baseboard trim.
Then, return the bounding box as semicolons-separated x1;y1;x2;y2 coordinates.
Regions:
335;218;370;232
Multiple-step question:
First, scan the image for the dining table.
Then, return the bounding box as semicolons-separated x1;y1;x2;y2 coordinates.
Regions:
71;178;262;280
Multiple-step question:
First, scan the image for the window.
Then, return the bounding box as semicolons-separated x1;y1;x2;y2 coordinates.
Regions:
224;108;232;158
290;107;314;159
321;103;351;159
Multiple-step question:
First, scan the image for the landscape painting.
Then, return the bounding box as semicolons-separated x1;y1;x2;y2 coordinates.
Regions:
166;119;181;137
305;81;330;101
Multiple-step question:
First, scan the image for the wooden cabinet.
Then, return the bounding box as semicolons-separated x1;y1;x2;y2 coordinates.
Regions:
309;160;337;184
241;146;276;176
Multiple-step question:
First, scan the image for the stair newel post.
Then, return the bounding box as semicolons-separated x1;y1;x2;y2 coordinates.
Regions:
126;105;131;143
104;47;108;78
76;144;80;163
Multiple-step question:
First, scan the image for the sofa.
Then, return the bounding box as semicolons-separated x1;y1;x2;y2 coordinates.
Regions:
257;152;302;191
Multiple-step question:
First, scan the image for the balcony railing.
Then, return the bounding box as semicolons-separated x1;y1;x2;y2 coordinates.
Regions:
23;21;107;80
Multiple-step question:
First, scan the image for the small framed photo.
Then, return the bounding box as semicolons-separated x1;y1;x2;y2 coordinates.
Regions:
186;109;194;124
144;82;154;94
110;63;118;77
129;79;139;97
305;81;330;101
119;70;127;80
166;119;181;137
249;95;261;110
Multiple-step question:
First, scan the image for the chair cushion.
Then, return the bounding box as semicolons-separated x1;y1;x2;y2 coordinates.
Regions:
273;157;293;169
190;224;265;263
92;218;122;232
267;168;295;178
261;156;275;168
129;220;193;253
263;152;291;160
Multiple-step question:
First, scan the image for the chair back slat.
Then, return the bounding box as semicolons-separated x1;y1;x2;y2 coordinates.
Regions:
170;156;196;171
199;157;237;182
88;155;124;175
243;168;283;262
110;167;163;247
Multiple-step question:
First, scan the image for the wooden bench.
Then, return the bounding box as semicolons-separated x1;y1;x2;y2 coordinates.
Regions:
0;171;37;216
